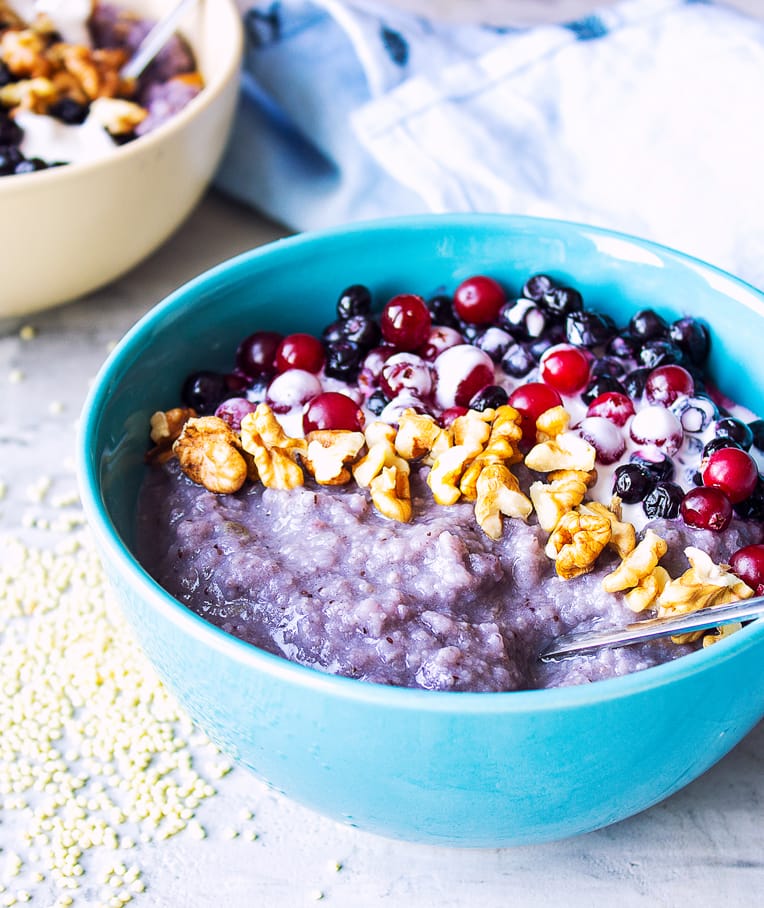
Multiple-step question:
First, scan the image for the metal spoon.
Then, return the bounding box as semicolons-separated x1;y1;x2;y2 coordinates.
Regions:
539;594;764;661
121;0;198;81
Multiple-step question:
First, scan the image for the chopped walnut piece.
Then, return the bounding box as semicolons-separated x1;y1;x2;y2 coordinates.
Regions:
53;43;128;100
535;405;570;442
370;464;412;522
240;404;306;490
545;508;611;580
353;421;408;488
89;96;147;135
474;463;532;540
580;501;636;559
702;623;743;648
394;410;450;464
146;407;196;463
483;405;524;463
656;547;754;619
304;430;366;485
601;529;668;594
0;75;56;111
0;28;50;78
623;565;671;613
427;410;492;505
529;470;591;532
173;416;248;494
524;431;596;474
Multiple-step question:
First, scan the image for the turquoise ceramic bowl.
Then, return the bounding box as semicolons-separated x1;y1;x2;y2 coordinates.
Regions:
78;215;764;846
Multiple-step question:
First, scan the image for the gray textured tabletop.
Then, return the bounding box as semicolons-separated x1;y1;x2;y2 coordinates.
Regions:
1;191;762;908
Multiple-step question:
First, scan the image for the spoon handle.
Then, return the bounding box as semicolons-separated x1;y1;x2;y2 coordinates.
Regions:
121;0;198;81
539;593;764;661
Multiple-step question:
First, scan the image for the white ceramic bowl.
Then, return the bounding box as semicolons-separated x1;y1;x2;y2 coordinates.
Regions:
0;0;243;319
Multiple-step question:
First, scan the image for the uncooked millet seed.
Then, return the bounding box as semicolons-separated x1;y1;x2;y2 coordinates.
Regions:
0;526;229;901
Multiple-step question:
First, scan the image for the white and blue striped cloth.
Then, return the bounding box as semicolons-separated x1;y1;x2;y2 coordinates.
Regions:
216;0;764;289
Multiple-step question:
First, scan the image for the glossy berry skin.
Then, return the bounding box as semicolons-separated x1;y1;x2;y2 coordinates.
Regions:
380;294;432;351
749;418;764;452
735;476;764;521
590;355;627;381
235;330;283;379
629;308;668;341
630;450;675;483
498;300;547;340
336;284;372;319
427;294;459;328
417;326;463;361
622;367;652;400
469;385;509;412
324;340;363;382
501;343;535;378
181;371;226;415
680;487;733;532
539;344;591;396
643;481;684;520
669;317;710;365
476;326;513;363
366;389;389;416
303;392;364;433
439;406;469;427
275;333;325;374
586;391;635;427
729;544;764;594
606;333;640;360
508;382;563;444
714;416;754;451
453;275;506;325
644;364;694;407
671;395;718;433
542;286;583;317
214;397;257;432
581;375;627;407
433;345;495;409
613;463;656;504
267;369;322;414
639;340;685;370
522;273;555;301
565;311;615;348
701;447;759;504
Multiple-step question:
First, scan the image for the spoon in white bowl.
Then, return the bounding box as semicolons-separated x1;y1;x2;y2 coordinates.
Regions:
121;0;198;80
539;594;764;661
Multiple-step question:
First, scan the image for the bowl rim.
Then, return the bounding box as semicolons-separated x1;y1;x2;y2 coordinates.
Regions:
0;0;243;196
77;212;764;716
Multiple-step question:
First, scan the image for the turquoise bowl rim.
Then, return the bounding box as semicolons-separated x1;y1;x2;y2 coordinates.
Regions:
77;212;764;716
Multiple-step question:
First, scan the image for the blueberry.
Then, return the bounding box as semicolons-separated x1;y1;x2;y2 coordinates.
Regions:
670;394;718;433
702;436;744;459
714;416;754;451
590;355;627;380
527;322;566;362
0;113;22;147
366;389;390;416
456;320;483;343
643;481;684;520
629;308;668;341
181;370;227;415
630;450;675;483
733;474;764;521
0;144;24;175
341;314;380;349
324;340;362;381
47;97;90;125
522;273;555;301
613;463;656;504
565;310;615;348
581;375;627;406
605;333;640;360
622;367;652;400
469;385;508;412
336;284;372;319
542;286;583;317
498;300;547;340
14;157;47;175
427;294;458;328
500;343;535;378
638;340;685;370
749;418;764;452
669;317;710;366
475;326;513;363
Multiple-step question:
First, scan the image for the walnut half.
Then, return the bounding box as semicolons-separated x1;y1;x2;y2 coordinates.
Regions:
173;416;249;494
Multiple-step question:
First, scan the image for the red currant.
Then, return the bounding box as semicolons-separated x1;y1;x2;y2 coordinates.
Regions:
439;406;468;427
701;447;758;504
432;345;495;409
380;294;431;351
539;343;591;395
680;487;733;532
417;326;464;361
379;353;433;399
578;416;625;465
214;397;257;431
629;405;684;455
586;391;635;427
453;275;506;325
644;364;695;406
235;330;283;378
267;370;322;414
729;544;764;594
275;333;325;374
302;392;365;433
508;382;563;444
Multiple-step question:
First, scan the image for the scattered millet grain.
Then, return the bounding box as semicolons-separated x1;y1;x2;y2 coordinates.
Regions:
0;530;221;902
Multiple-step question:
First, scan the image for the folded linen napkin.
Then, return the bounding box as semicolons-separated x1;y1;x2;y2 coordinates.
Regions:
216;0;764;289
